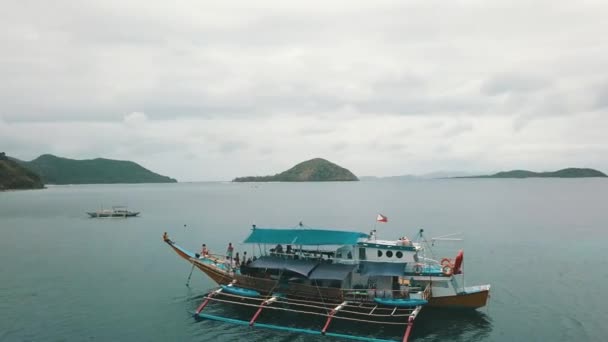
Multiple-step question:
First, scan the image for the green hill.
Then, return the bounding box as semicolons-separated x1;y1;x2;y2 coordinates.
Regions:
464;168;607;178
233;158;359;182
0;153;44;190
16;154;177;184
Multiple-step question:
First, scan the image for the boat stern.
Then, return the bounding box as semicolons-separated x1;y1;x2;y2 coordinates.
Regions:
428;284;490;309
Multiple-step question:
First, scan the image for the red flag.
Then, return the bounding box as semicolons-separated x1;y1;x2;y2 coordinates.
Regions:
376;214;388;223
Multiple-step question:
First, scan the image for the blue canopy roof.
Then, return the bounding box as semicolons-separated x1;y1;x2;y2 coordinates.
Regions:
243;228;368;246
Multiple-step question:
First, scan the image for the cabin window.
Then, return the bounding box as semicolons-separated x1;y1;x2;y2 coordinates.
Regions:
396;251;403;259
386;251;393;258
359;248;366;260
377;250;383;257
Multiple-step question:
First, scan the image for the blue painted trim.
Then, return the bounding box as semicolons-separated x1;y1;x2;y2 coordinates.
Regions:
220;285;260;298
373;297;428;307
196;313;398;342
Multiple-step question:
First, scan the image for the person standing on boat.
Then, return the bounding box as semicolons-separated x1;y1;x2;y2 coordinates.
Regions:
227;242;234;264
200;244;208;257
235;252;240;267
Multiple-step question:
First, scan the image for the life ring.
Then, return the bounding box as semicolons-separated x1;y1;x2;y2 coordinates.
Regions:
442;265;453;276
452;250;464;275
413;265;423;274
440;258;453;267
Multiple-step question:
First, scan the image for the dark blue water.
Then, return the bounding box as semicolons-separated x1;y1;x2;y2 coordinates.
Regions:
1;180;607;341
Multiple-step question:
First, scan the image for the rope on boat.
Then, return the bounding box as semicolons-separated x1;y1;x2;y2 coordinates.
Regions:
202;296;411;325
213;290;415;313
214;291;415;317
185;262;196;287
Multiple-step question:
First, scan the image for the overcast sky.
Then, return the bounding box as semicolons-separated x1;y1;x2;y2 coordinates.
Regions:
1;0;607;181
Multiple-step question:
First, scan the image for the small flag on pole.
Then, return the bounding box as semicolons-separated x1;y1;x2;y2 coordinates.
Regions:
376;214;388;223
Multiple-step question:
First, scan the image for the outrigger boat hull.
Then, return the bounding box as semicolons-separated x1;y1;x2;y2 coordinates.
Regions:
164;237;489;309
163;229;490;342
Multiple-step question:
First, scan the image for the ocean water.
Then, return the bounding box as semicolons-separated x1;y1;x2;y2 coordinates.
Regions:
1;180;607;342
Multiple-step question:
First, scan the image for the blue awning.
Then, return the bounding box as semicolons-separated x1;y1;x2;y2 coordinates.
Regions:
248;257;319;276
243;228;368;246
308;263;356;280
360;262;406;277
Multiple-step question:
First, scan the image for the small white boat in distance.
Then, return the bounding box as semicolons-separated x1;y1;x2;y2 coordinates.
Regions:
87;206;139;218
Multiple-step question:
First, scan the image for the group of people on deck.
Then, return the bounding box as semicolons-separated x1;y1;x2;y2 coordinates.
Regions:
200;242;254;268
271;244;293;256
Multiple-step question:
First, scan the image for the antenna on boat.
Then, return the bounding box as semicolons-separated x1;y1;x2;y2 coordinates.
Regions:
430;233;463;246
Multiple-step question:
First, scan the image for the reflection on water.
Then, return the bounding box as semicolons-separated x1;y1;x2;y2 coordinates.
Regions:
184;289;492;342
3;181;608;341
413;308;492;341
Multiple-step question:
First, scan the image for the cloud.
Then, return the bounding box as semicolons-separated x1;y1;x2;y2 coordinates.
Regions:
218;141;248;154
481;73;550;96
442;122;473;138
123;112;148;126
594;82;608;109
1;1;608;179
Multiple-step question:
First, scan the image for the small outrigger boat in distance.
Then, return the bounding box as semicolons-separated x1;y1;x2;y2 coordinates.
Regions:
162;225;490;342
87;206;140;218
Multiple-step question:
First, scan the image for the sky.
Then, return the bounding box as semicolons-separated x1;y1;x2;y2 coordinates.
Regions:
1;0;607;181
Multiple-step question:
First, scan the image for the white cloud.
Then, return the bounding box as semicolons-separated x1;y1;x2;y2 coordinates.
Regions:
123;111;148;126
0;0;607;179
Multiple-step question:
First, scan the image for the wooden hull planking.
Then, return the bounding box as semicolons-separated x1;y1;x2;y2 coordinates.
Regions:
427;290;489;309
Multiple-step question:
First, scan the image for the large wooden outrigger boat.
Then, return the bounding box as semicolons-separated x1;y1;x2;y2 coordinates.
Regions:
163;226;490;342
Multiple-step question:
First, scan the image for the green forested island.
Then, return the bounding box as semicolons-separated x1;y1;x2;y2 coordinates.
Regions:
233;158;359;182
463;168;607;178
0;153;44;190
14;154;177;184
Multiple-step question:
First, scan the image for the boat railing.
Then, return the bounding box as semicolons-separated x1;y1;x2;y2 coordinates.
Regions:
341;287;425;302
266;250;335;262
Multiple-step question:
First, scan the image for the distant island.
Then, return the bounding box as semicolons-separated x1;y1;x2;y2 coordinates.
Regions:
460;168;607;179
233;158;359;182
13;154;177;184
361;171;479;181
0;152;44;190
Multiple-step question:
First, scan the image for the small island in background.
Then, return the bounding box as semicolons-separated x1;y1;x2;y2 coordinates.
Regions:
15;154;177;184
0;152;44;190
459;168;607;179
233;158;358;182
4;153;177;185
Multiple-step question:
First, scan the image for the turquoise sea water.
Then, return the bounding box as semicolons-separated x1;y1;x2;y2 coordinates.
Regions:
1;180;607;341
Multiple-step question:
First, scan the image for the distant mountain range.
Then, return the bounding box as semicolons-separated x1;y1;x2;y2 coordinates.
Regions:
12;154;177;185
360;171;479;181
460;168;607;178
0;153;44;190
361;168;607;180
233;158;358;182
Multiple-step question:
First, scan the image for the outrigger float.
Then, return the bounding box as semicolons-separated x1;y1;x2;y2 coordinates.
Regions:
163;226;490;342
